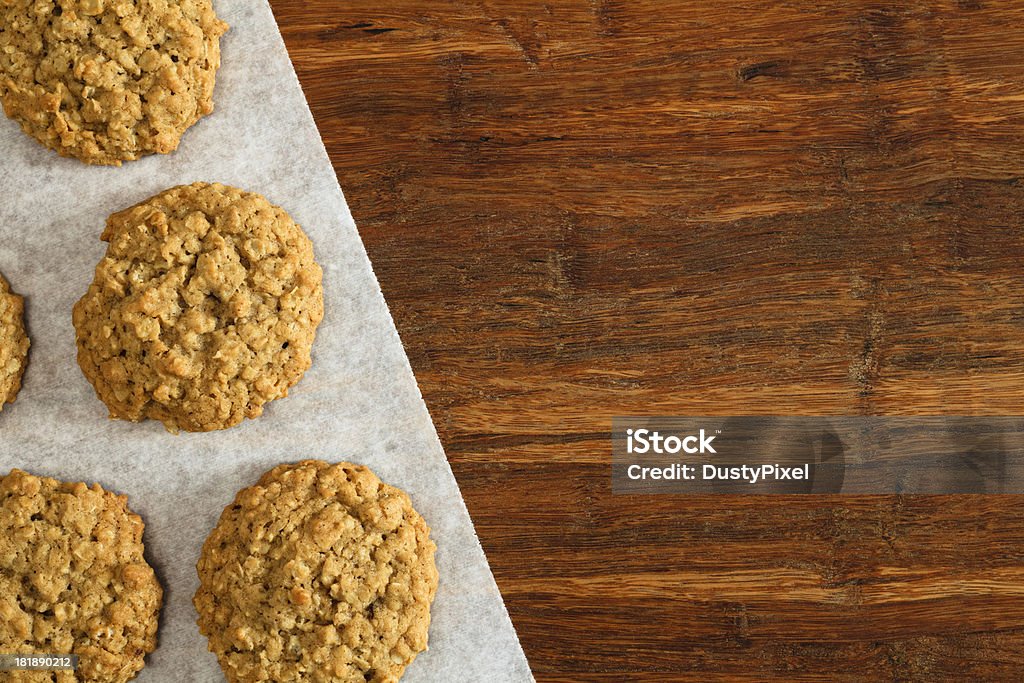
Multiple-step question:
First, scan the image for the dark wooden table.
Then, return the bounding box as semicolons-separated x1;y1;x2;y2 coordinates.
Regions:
269;2;1024;680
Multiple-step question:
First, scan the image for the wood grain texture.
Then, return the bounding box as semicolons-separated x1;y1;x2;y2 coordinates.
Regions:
267;1;1024;679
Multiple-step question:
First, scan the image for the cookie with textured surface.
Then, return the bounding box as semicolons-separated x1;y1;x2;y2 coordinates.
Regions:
73;182;324;433
195;460;439;683
0;273;29;411
0;0;228;165
0;469;162;683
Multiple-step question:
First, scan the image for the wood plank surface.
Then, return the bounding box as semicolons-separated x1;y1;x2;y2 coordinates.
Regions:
267;1;1024;679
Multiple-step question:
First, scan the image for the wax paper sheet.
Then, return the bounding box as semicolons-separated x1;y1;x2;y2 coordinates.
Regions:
0;1;532;680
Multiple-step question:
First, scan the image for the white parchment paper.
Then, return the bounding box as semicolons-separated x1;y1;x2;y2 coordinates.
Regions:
0;1;533;680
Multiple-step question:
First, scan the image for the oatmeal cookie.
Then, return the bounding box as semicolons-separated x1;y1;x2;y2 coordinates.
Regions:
72;182;324;433
0;469;162;683
0;0;228;165
194;460;439;683
0;273;30;410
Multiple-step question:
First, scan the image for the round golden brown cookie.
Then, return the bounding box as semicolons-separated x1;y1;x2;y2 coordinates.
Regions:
0;469;162;683
194;460;439;683
0;274;30;410
0;0;228;166
73;182;324;433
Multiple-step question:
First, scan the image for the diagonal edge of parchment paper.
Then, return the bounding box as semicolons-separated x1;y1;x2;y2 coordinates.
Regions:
0;1;533;680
